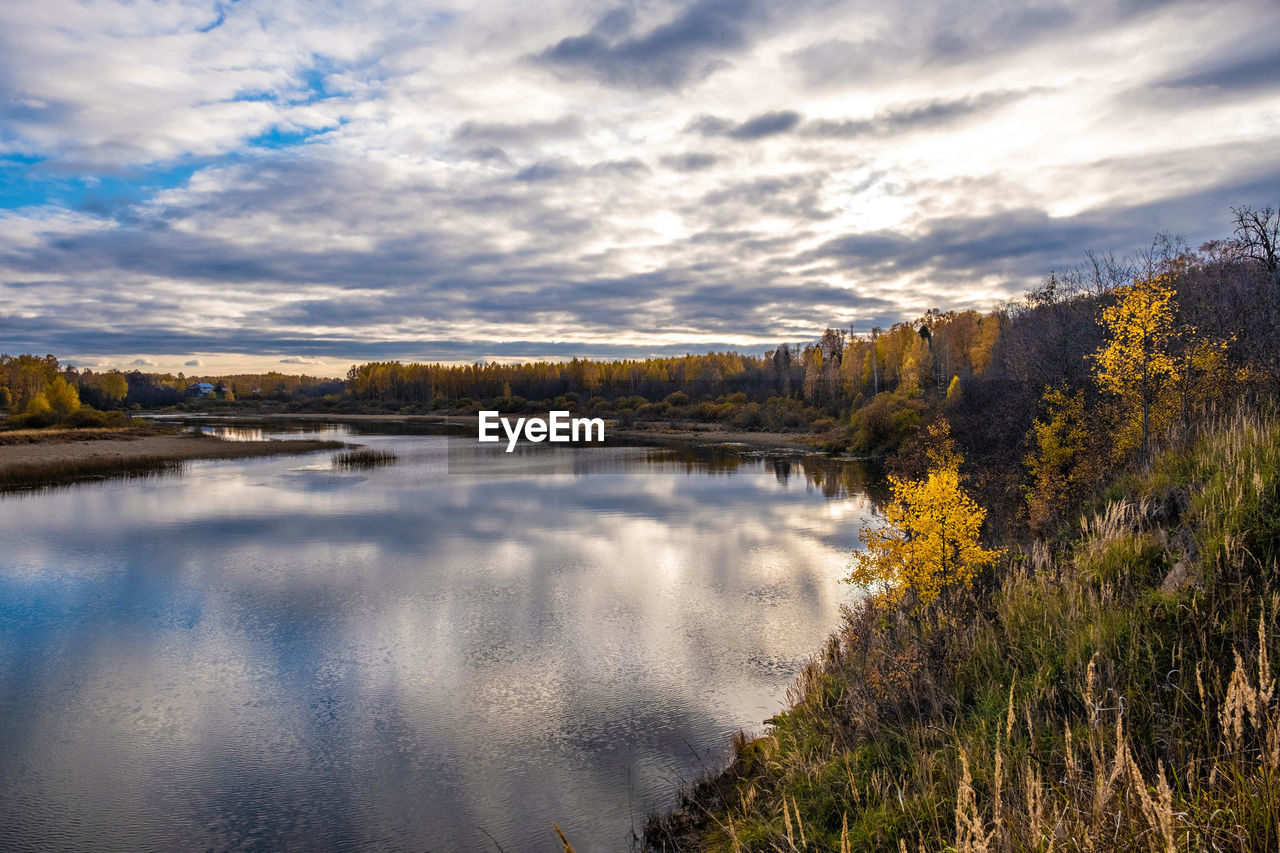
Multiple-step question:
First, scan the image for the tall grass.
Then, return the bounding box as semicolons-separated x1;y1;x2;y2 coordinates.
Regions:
647;411;1280;851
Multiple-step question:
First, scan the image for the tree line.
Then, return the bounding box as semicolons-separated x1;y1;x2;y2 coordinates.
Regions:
0;357;343;426
6;202;1277;525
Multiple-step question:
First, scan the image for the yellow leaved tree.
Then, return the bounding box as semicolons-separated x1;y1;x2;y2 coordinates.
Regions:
847;423;1002;612
99;371;128;406
1023;385;1102;536
45;376;80;418
1092;273;1179;457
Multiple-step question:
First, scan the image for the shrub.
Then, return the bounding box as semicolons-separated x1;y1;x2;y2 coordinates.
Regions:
64;408;132;428
733;402;763;429
850;392;925;452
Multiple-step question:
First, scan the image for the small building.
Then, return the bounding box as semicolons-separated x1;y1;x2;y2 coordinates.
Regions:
186;382;216;397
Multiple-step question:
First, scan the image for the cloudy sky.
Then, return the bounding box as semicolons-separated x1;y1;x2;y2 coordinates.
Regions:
2;0;1278;374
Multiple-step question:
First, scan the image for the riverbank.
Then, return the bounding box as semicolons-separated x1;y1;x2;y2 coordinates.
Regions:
646;413;1280;852
0;427;345;489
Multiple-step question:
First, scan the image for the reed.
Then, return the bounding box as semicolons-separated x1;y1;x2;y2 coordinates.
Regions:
332;448;399;468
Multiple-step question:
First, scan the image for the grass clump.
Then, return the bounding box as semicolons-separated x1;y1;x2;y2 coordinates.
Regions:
332;448;398;468
647;411;1280;852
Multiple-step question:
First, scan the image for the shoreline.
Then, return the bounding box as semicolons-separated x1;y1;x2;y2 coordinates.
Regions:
0;428;345;490
0;417;875;492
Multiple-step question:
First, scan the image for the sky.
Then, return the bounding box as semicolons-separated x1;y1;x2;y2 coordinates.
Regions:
1;0;1278;375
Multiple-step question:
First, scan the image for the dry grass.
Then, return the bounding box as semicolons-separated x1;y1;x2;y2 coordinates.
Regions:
0;423;169;445
0;455;185;490
647;411;1280;852
0;433;345;490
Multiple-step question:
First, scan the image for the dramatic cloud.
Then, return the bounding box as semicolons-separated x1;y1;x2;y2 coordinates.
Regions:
2;0;1279;372
532;0;774;90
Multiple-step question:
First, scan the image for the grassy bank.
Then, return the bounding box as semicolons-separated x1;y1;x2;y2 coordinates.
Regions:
0;430;345;490
0;456;187;490
647;412;1280;851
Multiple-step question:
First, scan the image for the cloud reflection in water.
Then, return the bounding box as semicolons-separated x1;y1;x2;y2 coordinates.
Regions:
0;429;876;851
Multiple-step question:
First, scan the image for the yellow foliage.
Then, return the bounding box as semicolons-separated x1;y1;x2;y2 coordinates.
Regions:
1092;274;1178;454
967;314;1002;376
848;440;1001;610
25;392;52;417
99;371;128;403
1024;386;1100;535
45;376;80;418
1172;331;1236;429
803;347;824;403
897;335;929;398
924;419;961;470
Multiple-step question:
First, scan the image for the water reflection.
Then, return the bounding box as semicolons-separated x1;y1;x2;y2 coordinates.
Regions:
644;446;888;502
0;424;877;852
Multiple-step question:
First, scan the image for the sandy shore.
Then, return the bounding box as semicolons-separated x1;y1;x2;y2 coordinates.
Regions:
0;428;344;488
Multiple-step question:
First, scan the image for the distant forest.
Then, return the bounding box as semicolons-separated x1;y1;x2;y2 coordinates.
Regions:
3;203;1277;528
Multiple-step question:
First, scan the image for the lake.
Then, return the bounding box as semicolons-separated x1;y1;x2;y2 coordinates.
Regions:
0;421;880;852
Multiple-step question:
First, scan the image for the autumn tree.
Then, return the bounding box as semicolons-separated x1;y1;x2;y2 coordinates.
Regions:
45;376;81;418
1171;325;1234;433
802;346;823;404
896;331;929;397
2;354;59;411
847;422;1002;612
99;371;128;406
1023;385;1101;535
967;313;1003;376
1092;273;1178;457
25;393;52;418
869;327;882;394
838;338;864;399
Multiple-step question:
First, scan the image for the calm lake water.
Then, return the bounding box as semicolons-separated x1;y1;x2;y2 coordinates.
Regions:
0;421;880;852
